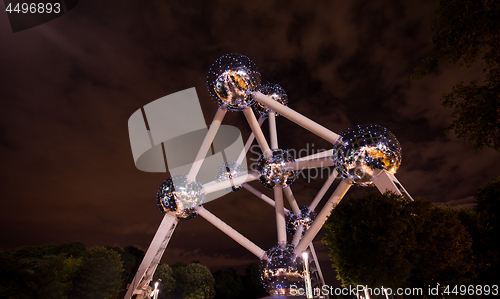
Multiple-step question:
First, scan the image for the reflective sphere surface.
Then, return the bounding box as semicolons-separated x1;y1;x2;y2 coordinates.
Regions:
260;244;304;296
156;175;205;219
286;205;317;235
334;124;402;186
207;54;261;111
215;161;247;191
256;149;296;189
254;83;288;118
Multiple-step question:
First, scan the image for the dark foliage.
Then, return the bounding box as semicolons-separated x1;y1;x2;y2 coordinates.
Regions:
413;0;500;150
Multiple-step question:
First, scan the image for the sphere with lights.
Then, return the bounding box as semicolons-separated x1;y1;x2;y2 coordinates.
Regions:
260;244;305;296
256;149;297;188
286;205;317;235
215;161;247;192
334;124;402;186
156;175;205;219
254;83;288;118
207;54;261;111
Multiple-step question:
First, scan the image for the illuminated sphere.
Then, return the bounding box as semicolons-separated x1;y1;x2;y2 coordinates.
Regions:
285;205;317;235
254;83;288;118
207;54;261;111
256;149;296;189
334;124;402;187
215;161;246;192
156;175;205;220
260;244;304;296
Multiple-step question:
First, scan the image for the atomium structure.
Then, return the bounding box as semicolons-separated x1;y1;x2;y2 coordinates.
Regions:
125;54;414;299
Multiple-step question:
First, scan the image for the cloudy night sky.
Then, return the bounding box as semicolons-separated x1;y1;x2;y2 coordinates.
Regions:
1;0;499;287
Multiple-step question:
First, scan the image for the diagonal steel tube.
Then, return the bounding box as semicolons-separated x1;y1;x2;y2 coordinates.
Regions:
295;178;352;254
253;92;341;144
196;206;267;260
243;106;272;159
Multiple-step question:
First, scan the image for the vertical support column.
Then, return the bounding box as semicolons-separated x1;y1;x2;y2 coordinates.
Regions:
308;243;328;298
268;111;278;150
124;213;178;299
302;252;313;299
274;185;287;246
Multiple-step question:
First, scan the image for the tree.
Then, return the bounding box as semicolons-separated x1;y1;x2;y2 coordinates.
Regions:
406;206;474;289
213;268;244;299
185;263;215;299
170;262;215;299
0;250;36;299
30;254;70;299
70;247;124;299
105;245;145;299
241;262;268;299
153;264;176;299
323;192;432;289
413;0;500;151
323;192;474;291
5;243;86;299
469;176;500;285
55;242;86;257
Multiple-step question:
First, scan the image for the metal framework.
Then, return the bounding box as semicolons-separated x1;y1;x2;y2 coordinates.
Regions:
125;54;414;299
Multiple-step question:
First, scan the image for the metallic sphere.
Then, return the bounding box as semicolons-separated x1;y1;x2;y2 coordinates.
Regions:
156;175;205;219
207;54;261;111
254;83;288;118
260;244;304;296
256;149;296;189
334;124;402;187
285;205;317;235
215;161;247;192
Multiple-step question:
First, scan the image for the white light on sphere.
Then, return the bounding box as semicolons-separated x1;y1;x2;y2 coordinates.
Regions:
334;124;402;186
156;175;205;220
207;54;261;111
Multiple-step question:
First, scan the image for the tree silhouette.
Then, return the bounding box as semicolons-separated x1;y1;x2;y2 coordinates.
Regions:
413;0;500;151
153;263;176;299
69;247;123;299
323;192;474;290
213;268;244;299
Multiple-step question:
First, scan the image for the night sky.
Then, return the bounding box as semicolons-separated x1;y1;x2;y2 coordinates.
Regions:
1;0;499;287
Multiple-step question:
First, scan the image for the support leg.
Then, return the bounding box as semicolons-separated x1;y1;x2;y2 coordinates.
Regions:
124;213;178;299
373;169;413;201
268;111;278;150
274;185;287;247
308;243;327;297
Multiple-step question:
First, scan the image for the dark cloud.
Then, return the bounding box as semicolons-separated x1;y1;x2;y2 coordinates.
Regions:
1;0;499;288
